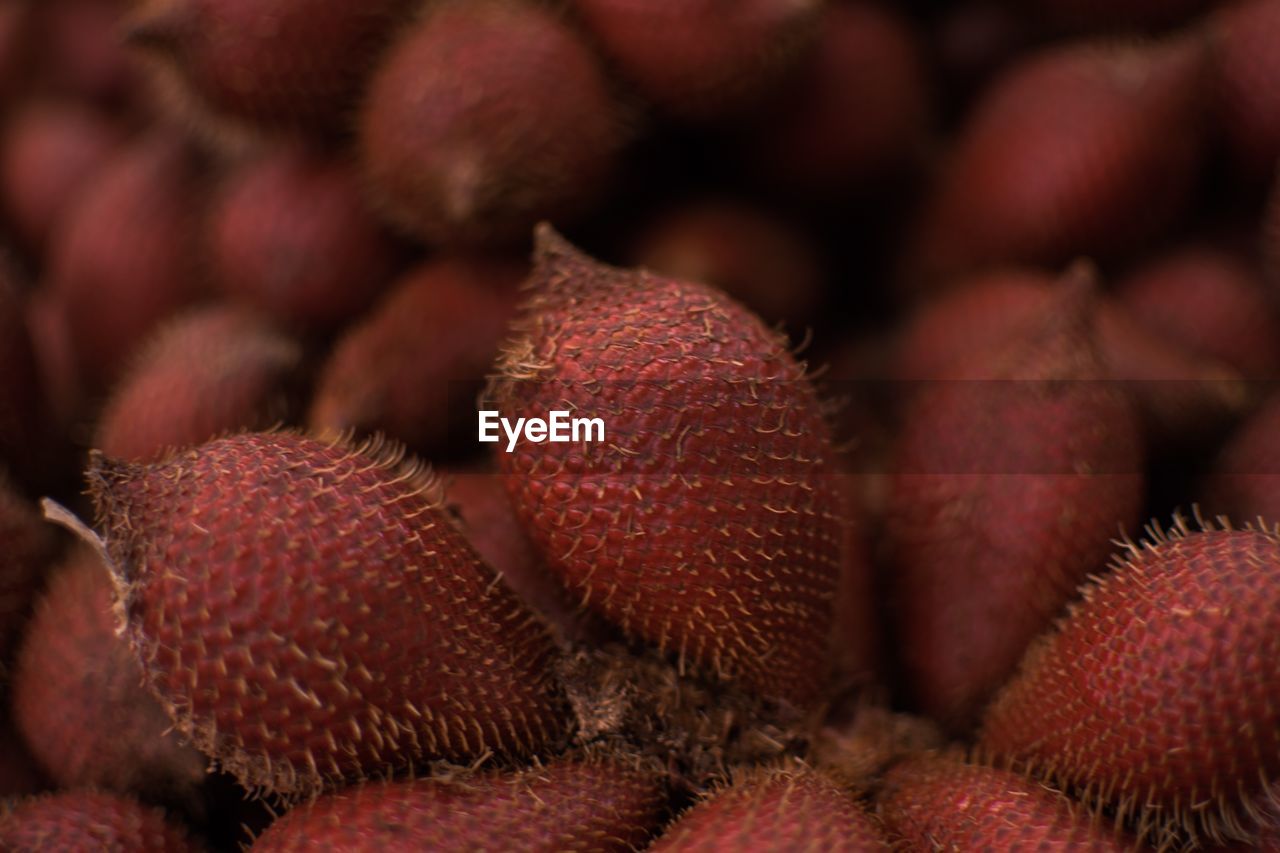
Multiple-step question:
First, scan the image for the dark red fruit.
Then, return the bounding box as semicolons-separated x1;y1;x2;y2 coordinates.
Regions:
488;227;847;707
46;130;209;392
33;0;140;107
358;0;629;246
0;790;197;852
1210;0;1280;179
979;524;1280;846
886;276;1144;729
1034;0;1211;33
12;547;207;802
126;0;415;131
251;756;667;851
95;305;303;463
208;144;402;334
88;431;567;796
0;476;57;663
649;764;890;851
308;257;523;451
878;753;1131;850
907;34;1208;285
572;0;822;122
1203;393;1280;524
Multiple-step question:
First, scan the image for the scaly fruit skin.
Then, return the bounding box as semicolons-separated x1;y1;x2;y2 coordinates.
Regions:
1211;0;1280;179
308;257;524;452
0;790;198;852
208;145;402;334
47;131;208;392
251;756;667;851
1116;246;1280;379
572;0;822;122
886;278;1144;730
878;753;1131;851
1204;393;1280;524
358;0;628;247
488;228;846;707
88;431;567;797
95;305;303;463
127;0;415;131
12;548;207;802
649;764;890;851
979;525;1280;846
907;34;1207;285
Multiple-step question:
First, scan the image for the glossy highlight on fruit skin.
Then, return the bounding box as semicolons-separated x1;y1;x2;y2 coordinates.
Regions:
87;431;568;798
978;521;1280;847
488;226;847;708
251;755;667;852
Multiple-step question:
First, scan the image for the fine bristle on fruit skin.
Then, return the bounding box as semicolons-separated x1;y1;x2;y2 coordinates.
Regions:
307;257;524;452
978;522;1280;847
250;755;668;851
207;144;403;334
487;226;848;708
877;752;1133;851
87;431;568;798
0;790;199;852
11;547;207;806
648;763;891;851
357;0;630;247
94;305;304;463
885;274;1144;730
571;0;824;122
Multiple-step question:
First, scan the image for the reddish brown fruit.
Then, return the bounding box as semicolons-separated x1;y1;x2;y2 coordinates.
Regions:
886;275;1144;730
628;200;824;329
12;547;206;803
1203;393;1280;523
1210;0;1280;179
208;144;402;334
487;227;847;707
1264;175;1280;292
572;0;822;122
0;99;124;255
1034;0;1211;32
0;476;57;663
251;756;667;851
878;753;1131;851
907;35;1208;285
0;720;48;798
88;431;566;796
33;0;140;107
743;1;931;195
95;306;303;463
1116;246;1280;378
649;764;890;851
358;0;628;246
308;257;524;451
0;790;197;852
126;0;415;131
46;131;209;392
979;523;1280;846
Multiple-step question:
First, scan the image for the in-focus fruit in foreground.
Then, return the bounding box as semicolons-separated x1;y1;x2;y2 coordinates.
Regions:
488;227;851;708
88;431;567;797
251;755;667;851
979;522;1280;847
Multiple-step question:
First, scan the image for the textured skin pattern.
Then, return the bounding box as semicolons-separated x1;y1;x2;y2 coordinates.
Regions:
649;765;890;851
95;306;302;463
878;754;1131;851
127;0;415;129
0;790;198;852
886;281;1144;729
1204;394;1280;525
88;432;566;796
309;258;523;451
1211;0;1280;178
208;145;400;334
0;477;56;662
358;0;626;246
979;526;1280;845
12;548;206;799
572;0;821;121
909;35;1207;284
489;228;847;706
251;757;667;852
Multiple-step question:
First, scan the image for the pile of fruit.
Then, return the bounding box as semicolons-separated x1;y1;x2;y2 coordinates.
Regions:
0;0;1277;850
